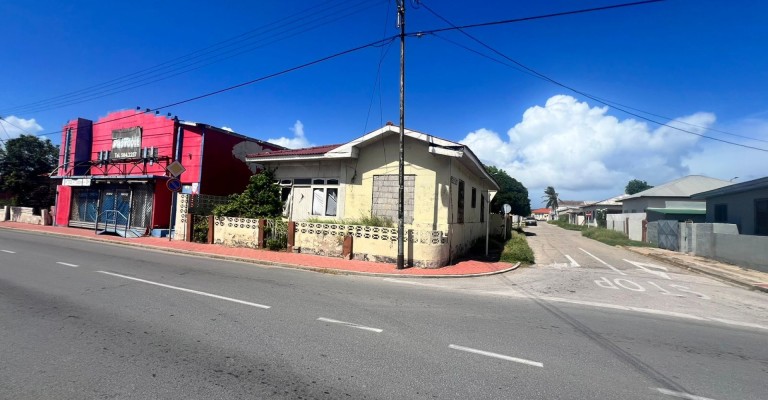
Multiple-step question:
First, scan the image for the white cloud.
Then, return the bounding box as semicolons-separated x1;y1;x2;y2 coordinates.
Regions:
0;116;44;140
267;120;313;149
462;95;718;201
221;126;234;132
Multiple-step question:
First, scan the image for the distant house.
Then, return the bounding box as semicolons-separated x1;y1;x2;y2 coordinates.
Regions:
245;124;500;267
558;200;590;225
581;194;629;226
532;207;551;220
691;176;768;235
619;175;731;222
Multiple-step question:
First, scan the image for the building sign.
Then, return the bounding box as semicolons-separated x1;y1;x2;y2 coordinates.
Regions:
111;127;142;159
63;178;92;187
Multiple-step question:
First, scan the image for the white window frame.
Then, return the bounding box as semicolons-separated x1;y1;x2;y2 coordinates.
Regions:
305;178;339;217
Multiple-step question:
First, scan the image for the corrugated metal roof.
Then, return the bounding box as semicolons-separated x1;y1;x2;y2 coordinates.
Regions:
646;208;705;215
622;175;731;200
247;144;342;159
692;176;768;199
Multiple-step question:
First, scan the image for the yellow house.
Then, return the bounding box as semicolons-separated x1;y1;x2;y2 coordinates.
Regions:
245;124;499;267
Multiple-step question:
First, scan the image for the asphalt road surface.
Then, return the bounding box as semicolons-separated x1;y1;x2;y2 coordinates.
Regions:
1;228;766;399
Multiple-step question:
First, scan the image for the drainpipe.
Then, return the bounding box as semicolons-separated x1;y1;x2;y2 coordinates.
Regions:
168;119;184;240
197;125;206;193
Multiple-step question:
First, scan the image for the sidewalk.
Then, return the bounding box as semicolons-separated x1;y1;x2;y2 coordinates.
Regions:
623;246;768;293
0;222;518;278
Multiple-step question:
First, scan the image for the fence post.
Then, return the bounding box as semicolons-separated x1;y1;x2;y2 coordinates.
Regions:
342;235;353;260
185;213;193;242
258;219;266;248
207;215;215;244
287;221;295;252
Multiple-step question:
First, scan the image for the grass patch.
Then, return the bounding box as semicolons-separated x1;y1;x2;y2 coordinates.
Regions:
581;227;655;247
499;230;535;264
548;219;589;231
306;214;394;228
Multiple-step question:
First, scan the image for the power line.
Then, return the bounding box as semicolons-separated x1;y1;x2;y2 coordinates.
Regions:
417;1;768;152
413;0;664;36
31;36;399;139
0;0;387;116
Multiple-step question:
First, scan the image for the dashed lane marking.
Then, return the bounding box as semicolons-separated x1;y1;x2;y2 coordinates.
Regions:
56;262;79;268
565;255;580;267
449;344;543;368
579;248;627;275
96;271;271;309
1;250;16;254
655;387;718;400
317;317;383;333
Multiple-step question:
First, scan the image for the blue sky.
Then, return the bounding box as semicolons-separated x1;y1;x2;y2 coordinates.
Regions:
1;0;766;204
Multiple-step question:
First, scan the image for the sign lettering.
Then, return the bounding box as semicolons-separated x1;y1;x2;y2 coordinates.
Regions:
111;127;142;159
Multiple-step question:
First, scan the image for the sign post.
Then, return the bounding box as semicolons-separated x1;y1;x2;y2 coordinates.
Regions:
502;203;512;239
165;162;186;241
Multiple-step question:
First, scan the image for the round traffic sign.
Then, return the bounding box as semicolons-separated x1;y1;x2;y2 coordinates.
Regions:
166;178;182;192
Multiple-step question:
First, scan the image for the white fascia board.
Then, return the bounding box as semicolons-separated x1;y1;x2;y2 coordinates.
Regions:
428;146;463;157
245;155;328;163
324;147;358;158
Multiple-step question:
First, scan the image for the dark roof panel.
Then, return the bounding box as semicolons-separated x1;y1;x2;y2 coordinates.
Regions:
247;144;342;158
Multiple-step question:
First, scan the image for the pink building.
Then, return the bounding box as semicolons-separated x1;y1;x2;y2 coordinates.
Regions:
52;109;281;236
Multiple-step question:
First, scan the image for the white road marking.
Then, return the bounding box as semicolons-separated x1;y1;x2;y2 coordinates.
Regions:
96;271;270;309
382;278;448;288
579;248;627;275
565;255;580;267
449;344;543;368
1;250;16;254
656;387;718;400
623;259;671;280
316;317;383;333
383;278;768;331
56;262;79;268
647;281;684;297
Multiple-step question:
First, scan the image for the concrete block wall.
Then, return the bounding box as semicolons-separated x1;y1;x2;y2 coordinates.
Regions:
684;223;766;273
607;213;645;241
9;207;42;225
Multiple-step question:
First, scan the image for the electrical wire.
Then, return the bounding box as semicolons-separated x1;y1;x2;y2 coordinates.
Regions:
417;1;768;152
31;36;399;138
0;0;387;116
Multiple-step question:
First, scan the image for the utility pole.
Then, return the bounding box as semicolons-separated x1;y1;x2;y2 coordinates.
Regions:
396;0;406;269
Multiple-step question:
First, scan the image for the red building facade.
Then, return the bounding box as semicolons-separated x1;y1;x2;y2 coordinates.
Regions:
52;110;281;236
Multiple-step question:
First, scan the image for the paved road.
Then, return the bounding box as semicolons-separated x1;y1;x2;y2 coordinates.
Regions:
1;229;766;399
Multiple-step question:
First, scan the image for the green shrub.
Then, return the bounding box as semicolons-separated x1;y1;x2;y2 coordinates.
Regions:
499;231;535;264
192;217;209;243
266;236;287;251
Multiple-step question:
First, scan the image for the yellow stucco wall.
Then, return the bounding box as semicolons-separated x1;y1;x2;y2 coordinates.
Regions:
261;134;499;266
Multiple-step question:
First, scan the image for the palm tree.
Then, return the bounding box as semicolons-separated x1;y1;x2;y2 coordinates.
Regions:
542;186;559;219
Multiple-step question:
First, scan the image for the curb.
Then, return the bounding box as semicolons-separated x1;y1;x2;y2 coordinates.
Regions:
622;247;768;294
0;224;520;279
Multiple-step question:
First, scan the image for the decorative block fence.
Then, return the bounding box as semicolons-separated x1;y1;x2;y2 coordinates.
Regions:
203;216;452;268
294;222;450;268
174;194;229;241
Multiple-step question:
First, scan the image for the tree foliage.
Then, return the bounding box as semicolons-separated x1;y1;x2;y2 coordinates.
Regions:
212;169;283;218
0;135;59;208
542;186;559;210
625;179;653;195
485;165;531;216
